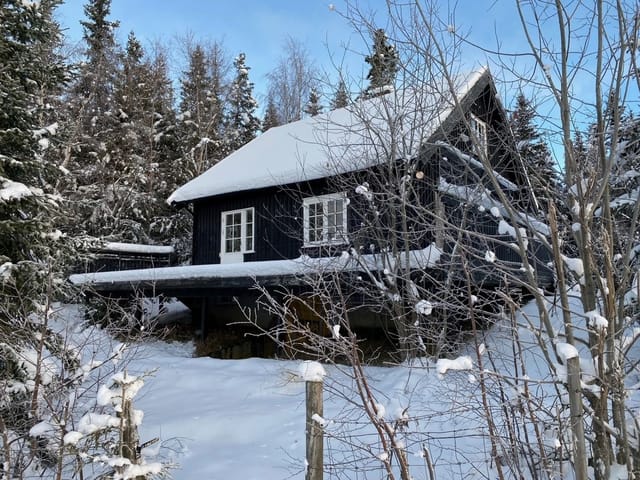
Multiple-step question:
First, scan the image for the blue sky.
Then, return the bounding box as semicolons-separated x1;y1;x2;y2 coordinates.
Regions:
56;0;374;99
55;1;525;103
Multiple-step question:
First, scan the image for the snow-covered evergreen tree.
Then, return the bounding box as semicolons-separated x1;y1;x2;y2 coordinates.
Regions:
175;43;226;181
74;0;120;136
0;0;79;473
62;0;122;239
0;0;68;315
104;31;162;242
363;29;399;98
225;52;260;152
510;93;560;215
262;96;281;132
608;112;640;311
303;88;323;117
146;47;192;259
331;79;350;109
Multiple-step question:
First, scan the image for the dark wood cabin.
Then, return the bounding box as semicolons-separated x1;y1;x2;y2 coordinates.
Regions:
70;68;554;347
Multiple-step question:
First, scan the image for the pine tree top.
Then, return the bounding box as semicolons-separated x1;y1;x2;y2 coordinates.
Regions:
331;79;349;109
364;28;399;97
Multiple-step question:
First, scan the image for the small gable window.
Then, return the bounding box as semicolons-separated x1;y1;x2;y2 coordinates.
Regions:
303;193;348;246
469;113;488;158
221;207;254;254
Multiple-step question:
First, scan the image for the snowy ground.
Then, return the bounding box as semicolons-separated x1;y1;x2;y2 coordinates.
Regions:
52;296;633;480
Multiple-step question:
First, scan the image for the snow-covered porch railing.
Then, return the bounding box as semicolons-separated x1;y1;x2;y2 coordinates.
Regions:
74;241;175;275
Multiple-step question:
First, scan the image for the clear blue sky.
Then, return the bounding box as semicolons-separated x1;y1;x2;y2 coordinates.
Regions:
56;0;375;100
55;1;524;103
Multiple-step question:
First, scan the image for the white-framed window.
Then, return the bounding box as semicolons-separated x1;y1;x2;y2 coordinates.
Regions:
221;207;254;254
469;113;488;157
303;192;348;246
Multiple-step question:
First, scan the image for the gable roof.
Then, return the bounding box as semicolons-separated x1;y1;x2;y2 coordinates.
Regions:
168;67;491;205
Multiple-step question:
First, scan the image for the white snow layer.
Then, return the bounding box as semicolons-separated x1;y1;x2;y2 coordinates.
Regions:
298;361;326;382
102;242;174;255
0;178;33;201
68;244;443;288
585;310;608;330
436;355;473;375
168;68;488;204
414;299;433;315
555;342;579;362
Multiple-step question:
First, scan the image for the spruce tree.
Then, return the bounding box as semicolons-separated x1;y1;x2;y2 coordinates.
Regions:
0;0;77;469
108;31;159;242
303;88;323;117
147;47;192;259
63;0;122;239
75;0;120;135
0;0;67;310
262;96;281;131
510;93;560;215
331;79;350;109
363;29;399;98
176;43;226;181
226;52;260;152
609;112;640;259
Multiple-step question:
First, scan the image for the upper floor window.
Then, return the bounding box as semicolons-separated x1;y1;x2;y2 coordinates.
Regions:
303;193;348;246
221;207;254;254
469;113;488;158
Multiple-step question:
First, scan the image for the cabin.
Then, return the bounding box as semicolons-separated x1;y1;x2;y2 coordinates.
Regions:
69;67;554;349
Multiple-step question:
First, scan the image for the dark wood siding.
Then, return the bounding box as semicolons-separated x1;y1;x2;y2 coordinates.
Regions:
193;186;303;265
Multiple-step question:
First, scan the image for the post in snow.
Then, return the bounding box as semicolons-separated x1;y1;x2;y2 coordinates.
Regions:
299;360;326;480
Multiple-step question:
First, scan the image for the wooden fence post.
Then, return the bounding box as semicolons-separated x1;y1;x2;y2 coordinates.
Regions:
306;379;323;480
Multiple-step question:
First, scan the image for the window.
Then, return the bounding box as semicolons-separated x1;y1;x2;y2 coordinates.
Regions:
303;193;348;246
221;207;254;254
469;113;488;157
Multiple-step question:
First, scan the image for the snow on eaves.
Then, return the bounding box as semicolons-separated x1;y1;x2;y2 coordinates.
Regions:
168;68;489;205
102;242;174;255
438;178;550;236
68;244;443;288
436;142;519;192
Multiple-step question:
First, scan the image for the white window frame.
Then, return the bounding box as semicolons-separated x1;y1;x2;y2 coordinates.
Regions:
303;192;348;246
469;113;488;157
221;207;255;255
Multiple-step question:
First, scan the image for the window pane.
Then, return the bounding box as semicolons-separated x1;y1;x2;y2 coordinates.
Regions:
245;209;253;248
304;196;349;244
233;238;241;251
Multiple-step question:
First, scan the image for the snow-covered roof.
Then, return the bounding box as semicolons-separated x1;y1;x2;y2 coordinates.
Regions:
168;68;490;204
